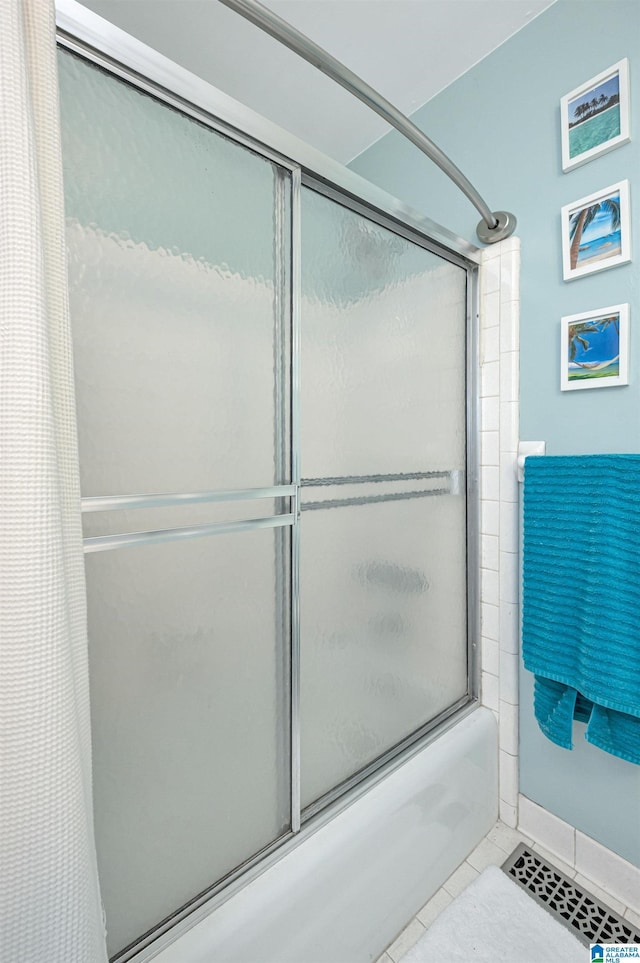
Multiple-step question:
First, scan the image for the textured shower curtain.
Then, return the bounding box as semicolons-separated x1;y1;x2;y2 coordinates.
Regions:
0;1;108;960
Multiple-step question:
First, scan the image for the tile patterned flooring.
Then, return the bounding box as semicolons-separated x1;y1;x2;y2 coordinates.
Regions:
375;820;639;963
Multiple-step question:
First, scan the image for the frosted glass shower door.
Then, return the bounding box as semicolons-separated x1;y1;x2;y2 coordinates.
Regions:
59;51;293;957
299;186;469;809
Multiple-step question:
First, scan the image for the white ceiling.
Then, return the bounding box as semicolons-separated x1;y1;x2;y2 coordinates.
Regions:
78;0;555;164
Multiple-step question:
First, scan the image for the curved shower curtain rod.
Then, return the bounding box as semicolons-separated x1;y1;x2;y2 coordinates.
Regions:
219;0;516;244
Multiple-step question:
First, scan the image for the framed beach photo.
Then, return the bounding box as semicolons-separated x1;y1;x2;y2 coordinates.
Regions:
561;180;630;281
561;59;630;172
561;304;629;391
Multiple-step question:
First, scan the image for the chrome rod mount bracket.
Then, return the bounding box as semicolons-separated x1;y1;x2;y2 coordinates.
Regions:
476;210;517;245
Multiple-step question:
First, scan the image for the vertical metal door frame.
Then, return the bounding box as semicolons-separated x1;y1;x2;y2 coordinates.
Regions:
290;168;302;833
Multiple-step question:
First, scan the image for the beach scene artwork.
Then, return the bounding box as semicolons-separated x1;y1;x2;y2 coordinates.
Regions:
561;305;629;391
561;60;630;171
568;74;620;159
561;181;630;280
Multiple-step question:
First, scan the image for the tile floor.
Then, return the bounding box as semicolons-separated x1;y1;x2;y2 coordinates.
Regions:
375;820;639;963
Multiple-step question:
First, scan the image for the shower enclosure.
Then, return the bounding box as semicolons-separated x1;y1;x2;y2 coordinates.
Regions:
57;10;480;960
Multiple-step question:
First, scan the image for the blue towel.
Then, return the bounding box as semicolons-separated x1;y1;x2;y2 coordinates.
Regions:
522;454;640;765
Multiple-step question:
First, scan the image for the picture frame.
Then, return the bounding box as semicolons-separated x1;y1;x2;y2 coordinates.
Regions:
561;304;629;391
561;59;630;172
561;180;630;281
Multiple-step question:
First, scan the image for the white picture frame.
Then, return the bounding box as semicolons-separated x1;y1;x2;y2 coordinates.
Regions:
561;304;629;391
561;180;631;281
561;59;630;172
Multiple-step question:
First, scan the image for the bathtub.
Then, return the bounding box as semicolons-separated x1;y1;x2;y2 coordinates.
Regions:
150;707;497;963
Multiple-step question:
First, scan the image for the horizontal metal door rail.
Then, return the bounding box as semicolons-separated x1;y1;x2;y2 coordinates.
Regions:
301;487;451;512
81;485;296;513
301;470;450;487
83;513;296;554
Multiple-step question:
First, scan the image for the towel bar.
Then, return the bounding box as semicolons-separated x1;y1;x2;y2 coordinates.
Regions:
517;441;546;482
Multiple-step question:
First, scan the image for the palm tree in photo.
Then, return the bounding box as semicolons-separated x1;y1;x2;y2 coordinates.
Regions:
569;195;621;269
569;316;620;370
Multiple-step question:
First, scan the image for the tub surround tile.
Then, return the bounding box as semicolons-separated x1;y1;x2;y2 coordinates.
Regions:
415;888;453;928
481;500;499;536
480;430;499;466
481;396;499;432
481;256;500;296
499;749;518;807
500;255;520;303
386;918;425;962
480;467;500;504
499;602;519;655
499;350;519;403
481;567;499;606
499;403;519;454
481;602;499;642
575;832;640;913
481;360;500;398
479;239;521;822
375;955;394;963
483;290;500;328
481;671;499;712
482;637;499;677
499;301;520;353
499;799;518;828
498;700;518;756
480;533;499;571
499;454;518;503
499;649;519;705
496;236;519;256
499;500;518;553
518;796;575;867
482;326;500;365
499;551;519;604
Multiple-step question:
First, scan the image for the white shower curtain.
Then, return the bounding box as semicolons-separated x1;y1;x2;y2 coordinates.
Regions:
0;1;108;960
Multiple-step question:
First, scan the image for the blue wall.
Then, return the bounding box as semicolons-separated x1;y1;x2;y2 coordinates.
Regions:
351;0;640;865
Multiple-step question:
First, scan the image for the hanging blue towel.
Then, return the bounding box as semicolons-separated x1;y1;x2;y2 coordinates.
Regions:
522;454;640;765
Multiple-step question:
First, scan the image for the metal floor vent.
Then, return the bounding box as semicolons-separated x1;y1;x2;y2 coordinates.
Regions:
502;843;640;947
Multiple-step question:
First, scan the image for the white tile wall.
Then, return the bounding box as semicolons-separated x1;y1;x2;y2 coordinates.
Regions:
479;239;521;828
481;500;499;537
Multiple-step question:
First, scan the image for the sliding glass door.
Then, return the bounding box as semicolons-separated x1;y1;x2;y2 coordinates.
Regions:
58;44;474;961
60;50;293;957
299;187;469;811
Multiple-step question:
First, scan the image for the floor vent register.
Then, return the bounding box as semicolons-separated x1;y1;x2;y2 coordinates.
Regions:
502;843;640;947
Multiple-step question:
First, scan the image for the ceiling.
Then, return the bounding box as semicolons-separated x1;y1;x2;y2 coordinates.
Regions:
77;0;555;164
